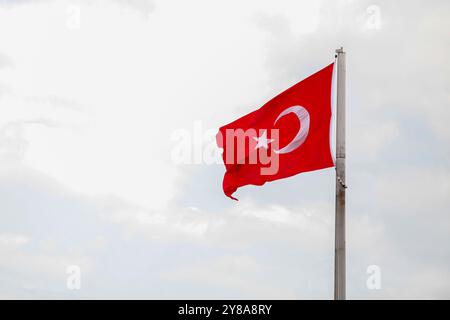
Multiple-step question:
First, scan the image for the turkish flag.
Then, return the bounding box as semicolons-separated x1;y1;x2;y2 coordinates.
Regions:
217;63;335;200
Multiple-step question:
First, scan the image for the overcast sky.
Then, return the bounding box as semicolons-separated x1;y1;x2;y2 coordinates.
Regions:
0;0;449;299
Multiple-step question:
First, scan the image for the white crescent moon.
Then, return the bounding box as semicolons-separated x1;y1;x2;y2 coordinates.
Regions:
274;105;310;154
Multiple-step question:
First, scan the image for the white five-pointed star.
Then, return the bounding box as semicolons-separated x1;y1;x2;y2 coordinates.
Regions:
253;130;274;149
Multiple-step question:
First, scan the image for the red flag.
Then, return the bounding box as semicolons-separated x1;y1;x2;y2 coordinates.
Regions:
217;63;335;200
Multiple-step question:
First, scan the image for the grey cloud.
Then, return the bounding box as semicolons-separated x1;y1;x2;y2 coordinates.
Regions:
0;0;449;299
0;164;336;298
175;0;450;298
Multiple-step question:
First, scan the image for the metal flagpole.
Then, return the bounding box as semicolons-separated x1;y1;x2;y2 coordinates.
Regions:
334;47;346;300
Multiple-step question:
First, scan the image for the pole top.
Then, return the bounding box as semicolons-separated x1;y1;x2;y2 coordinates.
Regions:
335;47;345;54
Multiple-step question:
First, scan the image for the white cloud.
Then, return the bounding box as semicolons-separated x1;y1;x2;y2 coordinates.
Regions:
0;233;30;247
0;0;449;299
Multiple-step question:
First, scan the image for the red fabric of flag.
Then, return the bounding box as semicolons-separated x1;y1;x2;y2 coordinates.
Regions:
216;63;335;200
